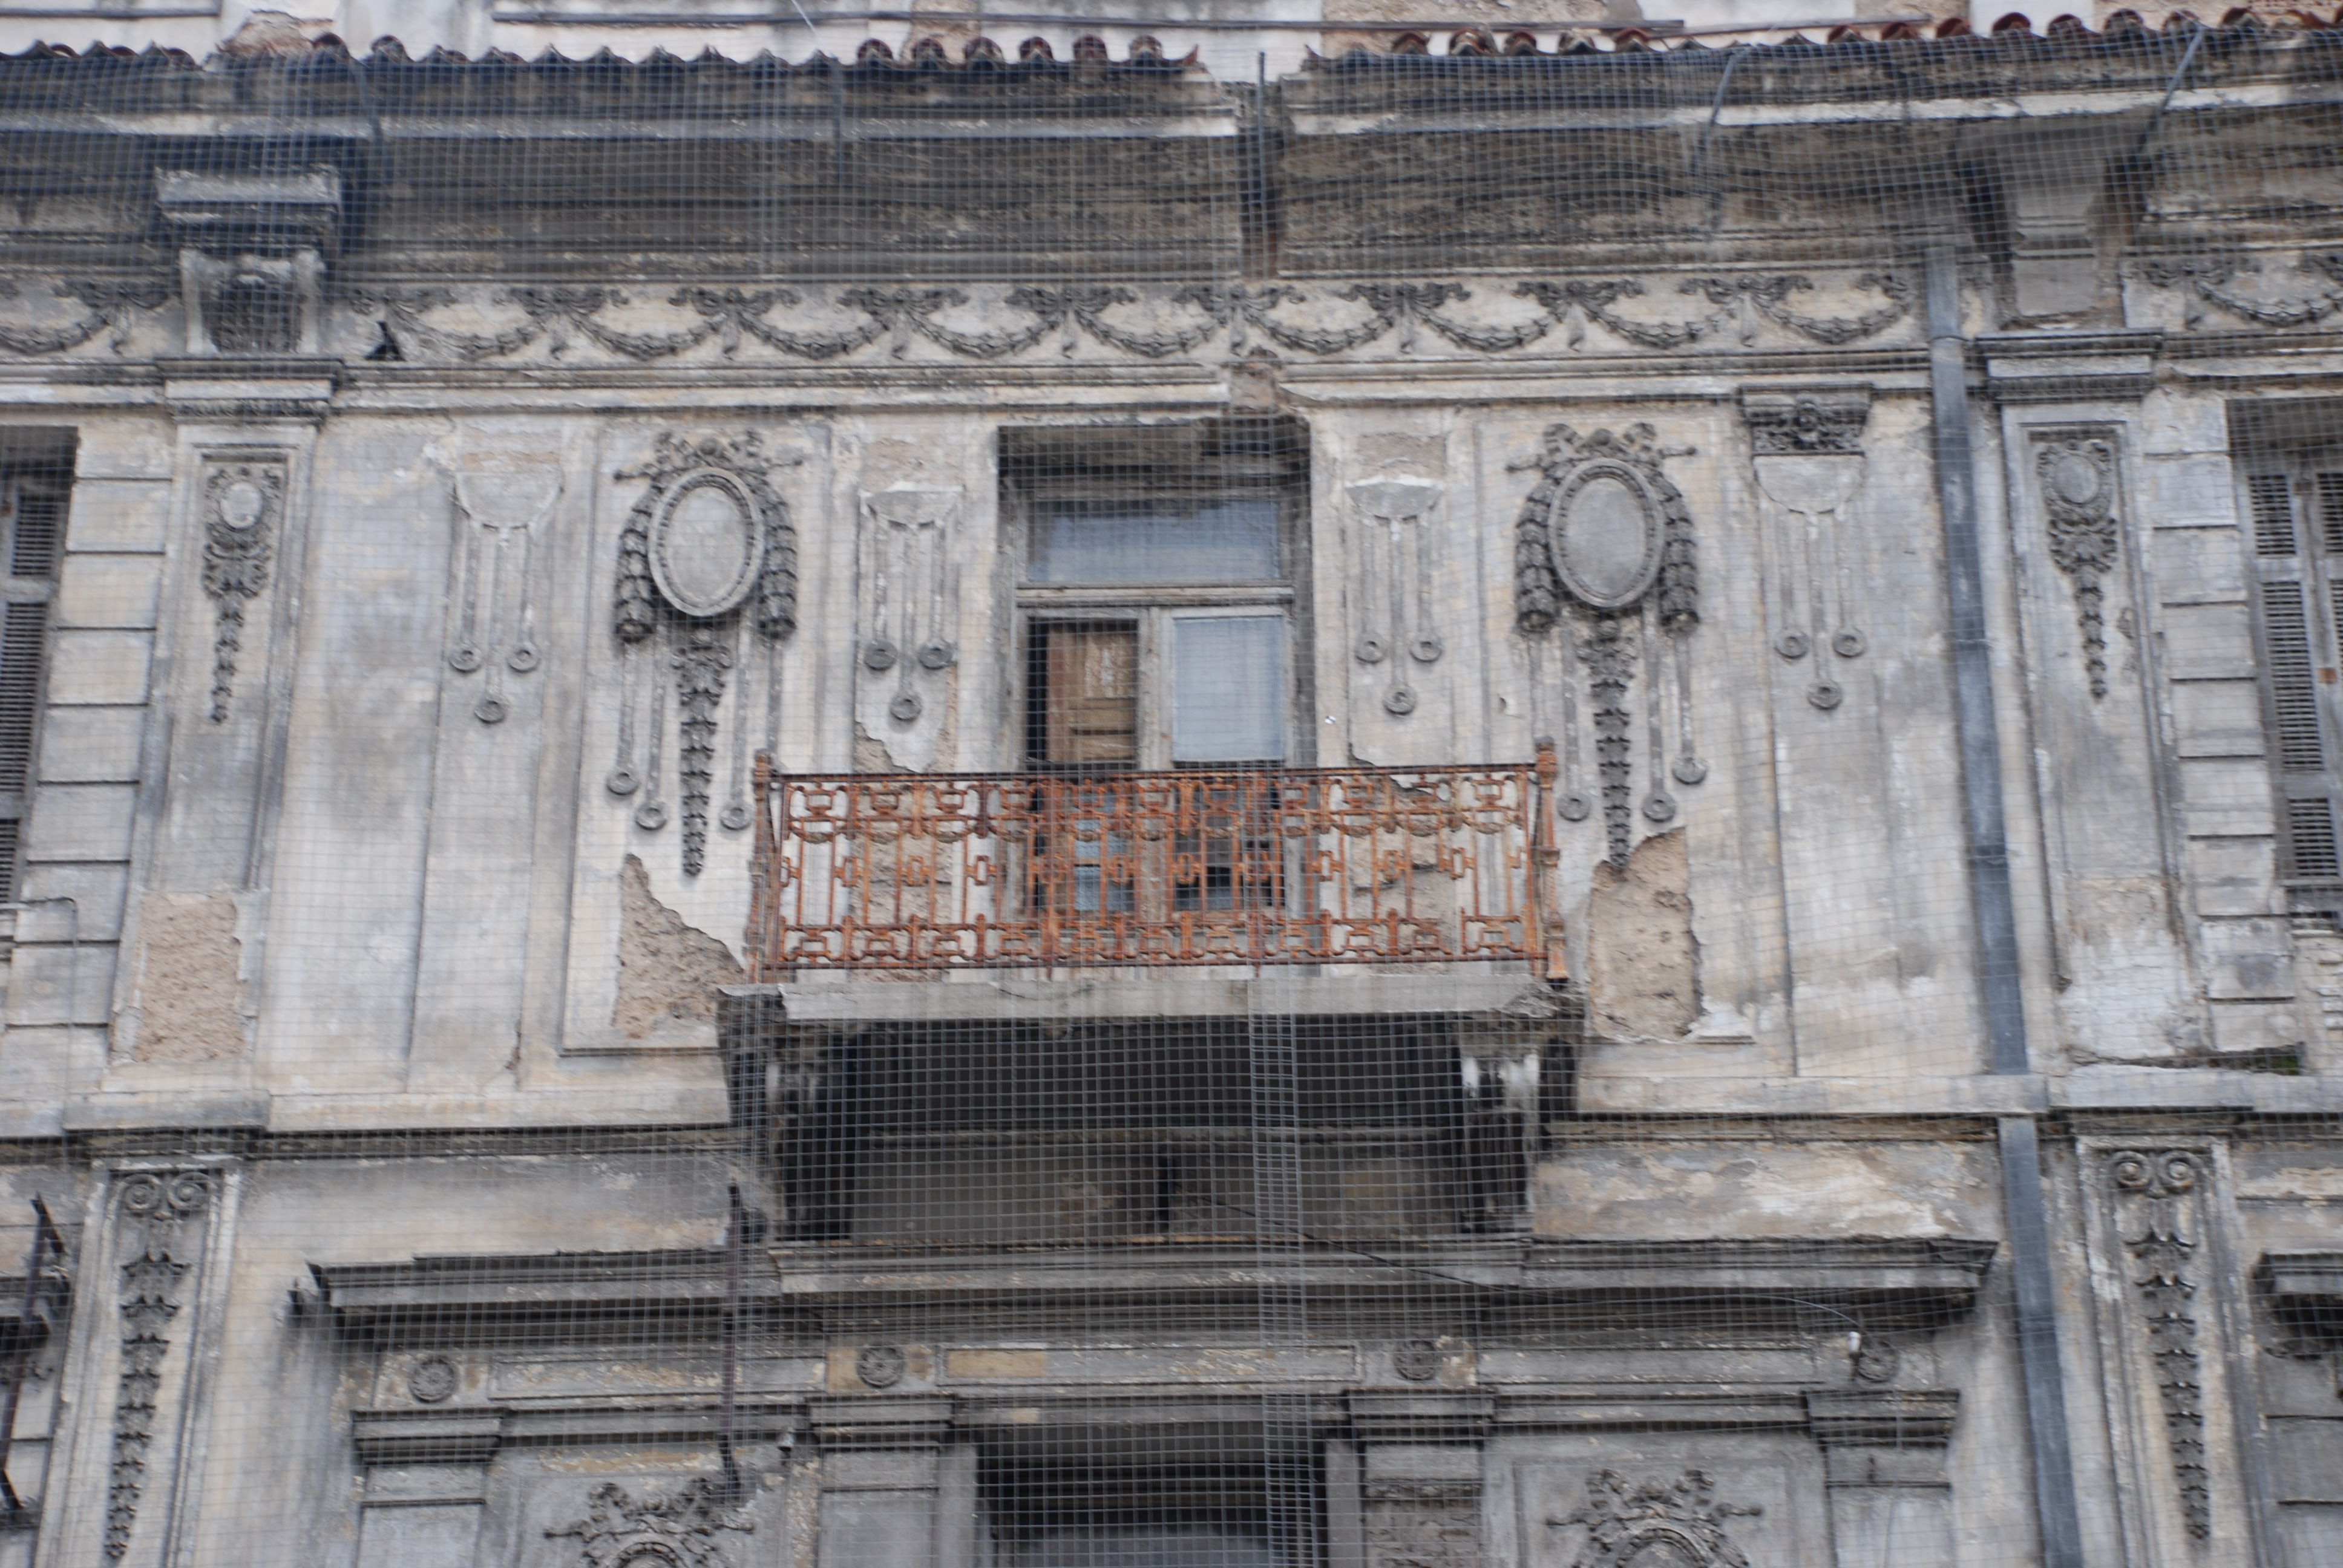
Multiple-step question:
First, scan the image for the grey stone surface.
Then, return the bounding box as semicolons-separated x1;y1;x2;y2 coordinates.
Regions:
0;19;2330;1568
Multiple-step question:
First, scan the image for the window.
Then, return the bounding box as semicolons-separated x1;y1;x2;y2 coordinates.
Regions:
0;457;67;902
2242;439;2343;886
1004;421;1308;924
1006;417;1309;774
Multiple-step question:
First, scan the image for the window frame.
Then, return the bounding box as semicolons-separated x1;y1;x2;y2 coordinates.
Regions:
1000;420;1313;774
0;460;68;904
2240;442;2343;893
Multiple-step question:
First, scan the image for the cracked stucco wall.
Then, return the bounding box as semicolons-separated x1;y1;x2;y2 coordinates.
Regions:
1582;827;1697;1043
612;854;742;1039
133;892;245;1061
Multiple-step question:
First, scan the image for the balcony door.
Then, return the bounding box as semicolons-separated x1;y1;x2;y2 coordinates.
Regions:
1006;419;1308;933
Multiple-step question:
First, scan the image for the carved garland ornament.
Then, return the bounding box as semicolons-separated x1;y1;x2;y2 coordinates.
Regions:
106;1171;217;1563
2036;436;2121;700
1513;424;1702;866
613;433;799;876
352;272;1915;365
546;1478;755;1568
2138;252;2343;331
199;460;282;723
1549;1469;1760;1568
2107;1149;2212;1540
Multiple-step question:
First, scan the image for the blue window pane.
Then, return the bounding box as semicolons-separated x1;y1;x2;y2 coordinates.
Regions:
1032;498;1280;584
1173;619;1284;763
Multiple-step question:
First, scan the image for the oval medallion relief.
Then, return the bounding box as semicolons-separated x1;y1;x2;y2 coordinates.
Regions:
650;470;759;618
1550;465;1662;610
2044;448;2107;511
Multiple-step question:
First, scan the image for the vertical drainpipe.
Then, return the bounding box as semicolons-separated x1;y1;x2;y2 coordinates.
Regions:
1926;246;2087;1568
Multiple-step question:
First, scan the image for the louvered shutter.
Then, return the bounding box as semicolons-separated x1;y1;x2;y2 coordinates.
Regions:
2247;462;2343;886
0;475;65;901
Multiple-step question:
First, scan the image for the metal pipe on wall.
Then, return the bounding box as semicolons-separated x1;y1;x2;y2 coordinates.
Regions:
1925;244;2088;1568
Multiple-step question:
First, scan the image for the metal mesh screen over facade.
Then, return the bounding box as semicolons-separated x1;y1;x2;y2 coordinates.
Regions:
0;6;2341;1568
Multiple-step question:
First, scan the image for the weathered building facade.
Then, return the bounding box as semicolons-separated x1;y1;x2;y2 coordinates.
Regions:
2;6;2343;1567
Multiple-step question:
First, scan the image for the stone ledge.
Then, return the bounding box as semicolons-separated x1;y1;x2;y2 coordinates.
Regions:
313;1235;1994;1341
728;972;1561;1028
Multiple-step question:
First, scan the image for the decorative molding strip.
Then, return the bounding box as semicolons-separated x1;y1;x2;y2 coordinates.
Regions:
1548;1469;1760;1568
343;272;1915;367
2106;1148;2211;1541
2035;434;2121;700
197;459;282;723
105;1171;217;1563
1511;423;1700;866
545;1478;754;1568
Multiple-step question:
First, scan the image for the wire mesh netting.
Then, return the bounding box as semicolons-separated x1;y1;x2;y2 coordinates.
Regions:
0;7;2339;1568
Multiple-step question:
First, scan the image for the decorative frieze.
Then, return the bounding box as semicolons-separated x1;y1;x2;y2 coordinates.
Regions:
0;269;1918;365
341;272;1915;367
197;459;283;724
611;433;799;875
1512;423;1702;866
2033;434;2122;700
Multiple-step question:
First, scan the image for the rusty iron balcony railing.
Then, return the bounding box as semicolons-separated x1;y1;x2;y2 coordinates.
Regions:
747;744;1562;975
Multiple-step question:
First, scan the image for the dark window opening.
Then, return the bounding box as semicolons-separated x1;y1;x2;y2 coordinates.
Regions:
981;1436;1319;1568
777;1019;1478;1246
0;447;71;904
1005;417;1309;775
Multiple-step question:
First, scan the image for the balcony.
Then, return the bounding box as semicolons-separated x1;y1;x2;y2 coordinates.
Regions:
746;746;1563;975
